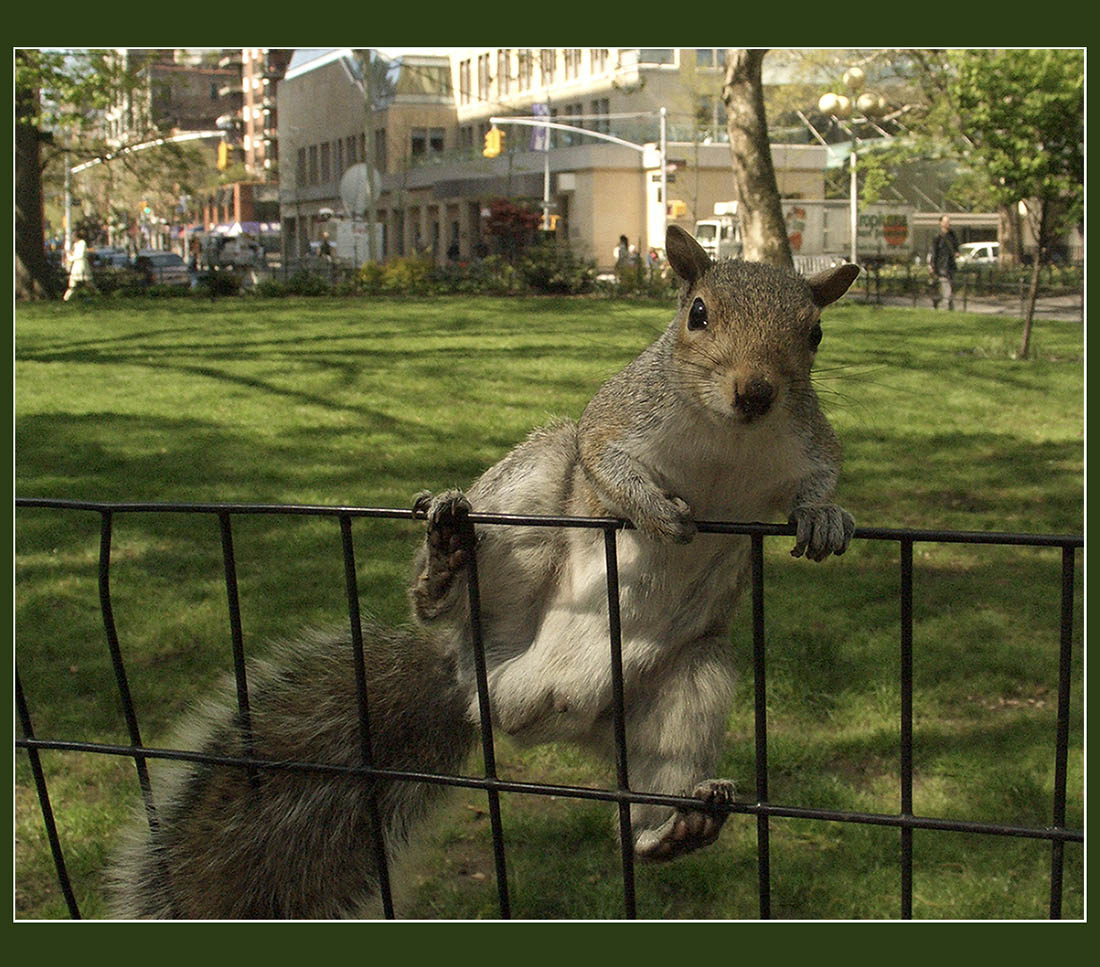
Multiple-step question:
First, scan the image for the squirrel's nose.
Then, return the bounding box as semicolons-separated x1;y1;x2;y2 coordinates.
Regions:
734;376;776;420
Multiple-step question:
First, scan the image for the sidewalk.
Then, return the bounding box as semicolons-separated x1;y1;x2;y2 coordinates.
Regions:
848;290;1084;322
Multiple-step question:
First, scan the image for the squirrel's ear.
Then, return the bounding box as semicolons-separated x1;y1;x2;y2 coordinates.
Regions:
665;225;712;285
807;263;861;307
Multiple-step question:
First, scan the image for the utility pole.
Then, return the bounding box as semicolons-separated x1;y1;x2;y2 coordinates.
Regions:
363;49;379;262
64;147;72;260
542;98;551;230
659;106;668;247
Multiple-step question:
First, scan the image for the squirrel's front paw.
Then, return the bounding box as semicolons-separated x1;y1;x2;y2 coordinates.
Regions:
789;502;854;562
636;494;697;544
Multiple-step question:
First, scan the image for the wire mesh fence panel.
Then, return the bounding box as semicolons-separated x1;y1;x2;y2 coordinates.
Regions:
14;498;1084;920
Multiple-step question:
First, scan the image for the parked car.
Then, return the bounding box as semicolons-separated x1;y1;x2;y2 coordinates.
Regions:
90;247;132;268
90;248;145;292
133;250;190;286
956;241;999;265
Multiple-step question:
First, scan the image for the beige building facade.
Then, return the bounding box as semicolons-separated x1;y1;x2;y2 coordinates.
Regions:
277;48;827;270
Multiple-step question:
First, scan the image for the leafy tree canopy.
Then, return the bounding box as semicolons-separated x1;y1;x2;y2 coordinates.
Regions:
946;48;1083;226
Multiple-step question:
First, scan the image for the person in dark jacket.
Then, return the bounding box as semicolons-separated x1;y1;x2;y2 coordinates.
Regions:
928;214;960;310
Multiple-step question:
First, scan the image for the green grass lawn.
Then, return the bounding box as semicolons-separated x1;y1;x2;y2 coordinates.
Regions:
14;294;1083;920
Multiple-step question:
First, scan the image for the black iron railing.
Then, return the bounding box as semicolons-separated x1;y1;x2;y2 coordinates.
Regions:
14;498;1083;920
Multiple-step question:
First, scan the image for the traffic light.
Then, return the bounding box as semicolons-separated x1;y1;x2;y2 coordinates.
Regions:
483;126;504;158
217;140;232;170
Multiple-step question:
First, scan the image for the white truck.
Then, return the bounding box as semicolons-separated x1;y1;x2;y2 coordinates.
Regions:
202;233;264;269
695;199;915;271
332;219;385;266
693;201;744;261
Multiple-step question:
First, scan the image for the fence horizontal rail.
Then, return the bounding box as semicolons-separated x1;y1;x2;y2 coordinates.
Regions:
12;496;1085;548
14;496;1083;921
15;734;1083;846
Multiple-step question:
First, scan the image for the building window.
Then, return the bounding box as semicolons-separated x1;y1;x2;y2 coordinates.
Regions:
336;138;344;177
320;141;330;183
591;48;608;74
308;145;319;184
591;97;610;134
497;49;511;95
459;59;471;105
478;53;491;101
696;49;727;69
638;49;676;65
518;49;532;90
564;48;582;80
459;125;473;150
540;49;556;86
696;94;727;139
410;128;444;159
562;102;586;144
296;147;306;187
375;128;387;172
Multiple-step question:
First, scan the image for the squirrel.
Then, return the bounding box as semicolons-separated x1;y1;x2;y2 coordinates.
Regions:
106;225;859;919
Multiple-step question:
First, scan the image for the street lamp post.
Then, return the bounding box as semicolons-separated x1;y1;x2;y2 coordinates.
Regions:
818;67;886;265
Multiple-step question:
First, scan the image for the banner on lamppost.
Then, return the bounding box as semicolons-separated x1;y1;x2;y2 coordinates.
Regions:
531;102;549;151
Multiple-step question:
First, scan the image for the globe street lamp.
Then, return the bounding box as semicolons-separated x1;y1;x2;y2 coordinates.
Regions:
818;67;886;265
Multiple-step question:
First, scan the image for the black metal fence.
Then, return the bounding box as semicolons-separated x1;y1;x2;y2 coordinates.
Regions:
14;497;1084;920
852;261;1084;319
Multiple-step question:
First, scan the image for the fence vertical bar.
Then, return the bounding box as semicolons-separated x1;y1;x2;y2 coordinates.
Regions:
98;510;157;830
750;533;771;920
899;538;914;920
1049;545;1076;919
15;670;81;920
338;514;395;919
603;525;637;920
217;512;256;785
463;526;511;919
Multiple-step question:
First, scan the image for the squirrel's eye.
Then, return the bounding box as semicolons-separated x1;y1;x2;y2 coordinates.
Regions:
688;297;708;330
809;324;823;349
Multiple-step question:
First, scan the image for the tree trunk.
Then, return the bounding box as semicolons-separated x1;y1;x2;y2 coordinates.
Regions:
15;82;56;300
998;203;1022;267
1018;199;1048;360
722;49;792;268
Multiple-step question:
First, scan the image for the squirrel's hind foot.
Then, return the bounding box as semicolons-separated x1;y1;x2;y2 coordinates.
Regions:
633;779;734;862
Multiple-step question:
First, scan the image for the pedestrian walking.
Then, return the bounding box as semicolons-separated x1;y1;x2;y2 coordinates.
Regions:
62;230;97;301
928;214;960;310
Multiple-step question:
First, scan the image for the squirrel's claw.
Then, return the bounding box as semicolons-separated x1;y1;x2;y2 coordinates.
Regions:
411;490;475;620
634;779;734;862
789;503;854;561
411;490;434;517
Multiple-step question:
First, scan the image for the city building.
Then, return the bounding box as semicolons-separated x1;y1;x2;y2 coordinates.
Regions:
234;48;294;179
102;49;235;150
276;48;829;269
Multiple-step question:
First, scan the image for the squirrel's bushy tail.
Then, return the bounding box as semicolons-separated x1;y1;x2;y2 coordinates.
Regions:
106;621;475;920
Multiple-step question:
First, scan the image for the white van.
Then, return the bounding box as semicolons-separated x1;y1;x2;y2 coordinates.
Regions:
957;241;1000;265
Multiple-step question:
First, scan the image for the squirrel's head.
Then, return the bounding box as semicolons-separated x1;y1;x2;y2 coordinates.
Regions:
664;225;860;425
